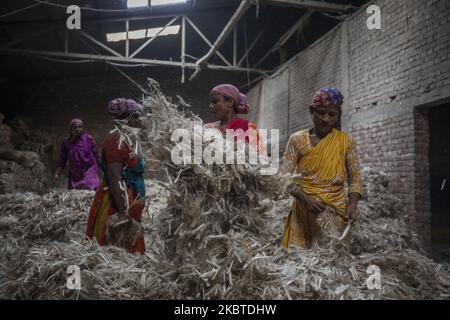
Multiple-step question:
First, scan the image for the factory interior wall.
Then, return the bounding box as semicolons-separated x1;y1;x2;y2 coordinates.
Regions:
246;0;450;247
0;67;247;185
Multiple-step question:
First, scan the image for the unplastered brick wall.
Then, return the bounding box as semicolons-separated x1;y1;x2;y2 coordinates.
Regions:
247;26;343;147
247;0;450;246
347;0;450;114
346;0;450;247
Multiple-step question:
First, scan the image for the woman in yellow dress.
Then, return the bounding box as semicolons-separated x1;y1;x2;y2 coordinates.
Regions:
281;88;363;249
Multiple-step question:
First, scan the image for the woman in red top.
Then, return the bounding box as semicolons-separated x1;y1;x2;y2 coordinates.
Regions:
86;98;146;254
205;84;263;154
205;84;250;138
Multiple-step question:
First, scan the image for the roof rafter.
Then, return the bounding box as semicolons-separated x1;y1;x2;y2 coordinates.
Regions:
266;0;355;13
189;0;252;80
254;10;313;68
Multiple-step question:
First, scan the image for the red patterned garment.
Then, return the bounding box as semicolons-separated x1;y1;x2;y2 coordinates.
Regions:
86;130;145;254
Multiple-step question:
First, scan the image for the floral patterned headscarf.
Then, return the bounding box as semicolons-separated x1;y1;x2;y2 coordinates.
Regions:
311;87;344;110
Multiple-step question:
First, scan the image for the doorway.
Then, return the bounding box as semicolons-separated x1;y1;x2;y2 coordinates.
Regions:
429;104;450;261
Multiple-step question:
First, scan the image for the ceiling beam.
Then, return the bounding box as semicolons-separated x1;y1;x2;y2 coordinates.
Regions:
185;16;232;67
0;7;237;27
254;10;312;68
189;0;252;80
129;15;180;58
266;0;355;13
278;10;313;47
77;30;124;58
237;19;271;67
0;47;269;75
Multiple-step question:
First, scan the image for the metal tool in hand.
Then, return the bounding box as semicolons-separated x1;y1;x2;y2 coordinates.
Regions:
290;173;303;180
339;222;352;241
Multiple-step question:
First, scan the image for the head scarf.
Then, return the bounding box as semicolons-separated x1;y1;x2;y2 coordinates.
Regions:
210;84;249;114
311;87;344;110
69;118;84;137
107;98;144;120
70;118;83;127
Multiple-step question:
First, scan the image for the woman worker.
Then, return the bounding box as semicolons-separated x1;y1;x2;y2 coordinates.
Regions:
86;98;146;254
53;119;100;191
205;84;251;133
205;84;262;151
281;87;363;249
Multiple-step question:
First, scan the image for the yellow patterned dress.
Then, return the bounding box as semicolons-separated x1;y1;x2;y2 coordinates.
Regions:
281;128;363;249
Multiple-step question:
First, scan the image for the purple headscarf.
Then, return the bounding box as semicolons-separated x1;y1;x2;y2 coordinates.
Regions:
210;84;249;114
70;118;83;127
108;98;144;119
311;87;344;110
69;118;84;135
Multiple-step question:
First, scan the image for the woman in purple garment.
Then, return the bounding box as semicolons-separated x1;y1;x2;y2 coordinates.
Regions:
53;118;100;191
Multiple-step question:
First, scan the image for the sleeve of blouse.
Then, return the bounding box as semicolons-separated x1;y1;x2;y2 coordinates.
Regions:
346;134;364;196
88;135;100;162
103;133;126;165
57;141;68;170
281;134;300;175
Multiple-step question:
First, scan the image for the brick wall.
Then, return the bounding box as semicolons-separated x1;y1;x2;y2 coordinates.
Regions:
247;26;343;146
414;107;431;246
246;0;450;246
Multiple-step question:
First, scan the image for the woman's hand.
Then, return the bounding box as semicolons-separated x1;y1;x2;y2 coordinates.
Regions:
53;167;62;183
344;193;361;224
287;183;326;215
302;194;327;215
344;203;357;224
107;162;127;213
